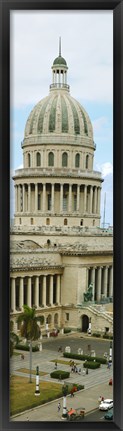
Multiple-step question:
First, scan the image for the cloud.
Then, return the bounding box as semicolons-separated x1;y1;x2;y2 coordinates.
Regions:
95;162;113;177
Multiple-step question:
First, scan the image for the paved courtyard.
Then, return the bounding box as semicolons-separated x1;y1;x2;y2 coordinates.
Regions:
10;332;113;421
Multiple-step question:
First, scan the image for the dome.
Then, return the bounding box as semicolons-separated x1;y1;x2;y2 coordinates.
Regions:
24;92;93;139
53;56;67;66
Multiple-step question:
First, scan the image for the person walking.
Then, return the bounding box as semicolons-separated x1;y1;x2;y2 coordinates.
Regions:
55;361;57;370
57;402;61;412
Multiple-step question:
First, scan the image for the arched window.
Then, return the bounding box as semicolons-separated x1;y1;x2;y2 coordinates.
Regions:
80;219;83;226
62;152;68;167
64;218;68;225
28;153;31;167
46;218;50;225
54;313;58;324
36;152;41;167
47;314;52;324
48;152;54;166
86;155;89;169
75;153;80;168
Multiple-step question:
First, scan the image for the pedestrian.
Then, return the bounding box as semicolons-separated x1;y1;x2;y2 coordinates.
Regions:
70;389;74;397
57;402;61;412
98;395;102;404
55;361;57;370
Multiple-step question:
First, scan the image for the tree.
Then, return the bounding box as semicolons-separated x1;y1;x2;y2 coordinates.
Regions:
16;305;42;382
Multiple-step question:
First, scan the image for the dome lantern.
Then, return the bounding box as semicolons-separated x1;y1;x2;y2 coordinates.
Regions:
50;37;70;92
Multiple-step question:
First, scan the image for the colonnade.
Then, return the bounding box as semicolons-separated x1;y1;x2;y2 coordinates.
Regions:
10;274;61;313
15;182;101;215
87;265;113;301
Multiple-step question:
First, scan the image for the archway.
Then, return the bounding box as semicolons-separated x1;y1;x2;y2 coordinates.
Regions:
82;314;89;332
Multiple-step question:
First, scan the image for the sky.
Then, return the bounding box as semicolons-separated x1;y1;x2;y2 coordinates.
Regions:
10;10;113;226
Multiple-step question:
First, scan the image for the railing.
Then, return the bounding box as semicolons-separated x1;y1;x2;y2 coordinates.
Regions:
50;83;70;91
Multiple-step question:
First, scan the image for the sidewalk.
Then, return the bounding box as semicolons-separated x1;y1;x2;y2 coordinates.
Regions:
11;381;113;422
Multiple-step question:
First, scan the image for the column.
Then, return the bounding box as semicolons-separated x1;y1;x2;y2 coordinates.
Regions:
86;268;89;289
35;276;39;308
22;184;25;212
77;184;80;211
43;184;46;212
109;266;113;298
56;275;60;305
49;275;53;305
90;186;93;214
96;267;102;301
35;183;38;212
28;184;31;212
91;268;95;300
15;185;18;212
84;185;87;212
42;276;46;306
27;277;31;308
11;278;15;311
68;184;72;212
18;185;21;212
51;184;55;213
94;187;97;214
60;184;63;212
103;266;108;298
19;277;24;310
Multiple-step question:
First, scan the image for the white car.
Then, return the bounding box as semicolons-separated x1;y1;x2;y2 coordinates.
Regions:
99;399;113;411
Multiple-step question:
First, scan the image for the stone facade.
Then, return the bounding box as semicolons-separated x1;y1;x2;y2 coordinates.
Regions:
10;45;113;335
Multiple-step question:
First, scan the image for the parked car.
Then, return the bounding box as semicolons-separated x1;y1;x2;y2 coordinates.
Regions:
99;399;113;411
105;409;113;420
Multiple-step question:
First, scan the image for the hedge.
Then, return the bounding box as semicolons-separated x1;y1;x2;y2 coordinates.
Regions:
92;333;101;337
63;352;107;364
83;361;100;369
64;328;71;334
15;344;39;352
50;370;70;379
103;335;113;340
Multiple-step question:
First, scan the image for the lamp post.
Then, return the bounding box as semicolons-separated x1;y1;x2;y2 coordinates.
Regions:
35;366;40;396
62;384;68;420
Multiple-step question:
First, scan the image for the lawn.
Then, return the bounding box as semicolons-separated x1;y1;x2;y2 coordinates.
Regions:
10;376;64;416
50;359;80;365
16;368;47;376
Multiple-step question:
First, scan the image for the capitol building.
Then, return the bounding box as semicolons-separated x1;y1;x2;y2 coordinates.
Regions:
10;42;113;335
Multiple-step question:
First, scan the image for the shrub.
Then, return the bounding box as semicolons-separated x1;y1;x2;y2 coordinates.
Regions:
83;361;100;369
92;333;101;337
50;370;70;379
15;344;39;352
64;328;71;334
63;352;107;364
103;335;113;340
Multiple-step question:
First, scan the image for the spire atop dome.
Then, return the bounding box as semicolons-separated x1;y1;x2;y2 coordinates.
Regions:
59;36;61;56
50;39;69;92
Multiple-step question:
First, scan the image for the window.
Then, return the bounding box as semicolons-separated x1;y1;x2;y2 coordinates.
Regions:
75;153;80;168
46;218;50;225
38;194;41;210
74;195;77;211
64;218;67;225
48;152;54;166
48;194;51;210
63;195;67;211
80;219;83;226
62;152;68;167
66;313;69;321
19;218;21;224
31;218;34;225
28;153;31;167
86;155;89;169
93;219;95;226
36;152;41;166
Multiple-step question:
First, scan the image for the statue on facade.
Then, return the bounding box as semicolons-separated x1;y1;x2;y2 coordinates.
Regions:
84;283;93;302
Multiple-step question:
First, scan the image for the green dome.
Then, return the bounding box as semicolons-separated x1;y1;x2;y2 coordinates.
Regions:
53;56;67;66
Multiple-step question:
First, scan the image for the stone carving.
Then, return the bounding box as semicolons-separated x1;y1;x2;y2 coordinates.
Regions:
84;283;93;302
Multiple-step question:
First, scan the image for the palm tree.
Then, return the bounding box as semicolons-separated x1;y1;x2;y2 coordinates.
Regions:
16;305;42;383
